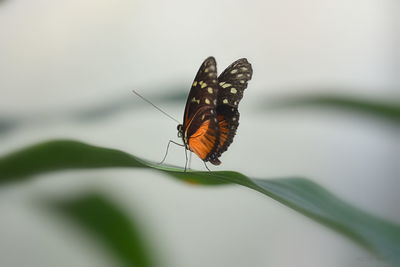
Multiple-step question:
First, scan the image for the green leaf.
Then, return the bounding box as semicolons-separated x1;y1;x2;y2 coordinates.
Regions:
0;140;225;186
0;140;399;265
47;192;157;267
264;95;400;125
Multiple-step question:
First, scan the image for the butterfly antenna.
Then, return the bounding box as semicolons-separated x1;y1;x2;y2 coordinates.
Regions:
132;89;180;124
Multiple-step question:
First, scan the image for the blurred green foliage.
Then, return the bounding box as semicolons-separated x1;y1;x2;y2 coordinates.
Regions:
47;192;157;267
0;93;399;266
0;139;399;265
2;91;398;139
265;94;400;125
0;117;21;136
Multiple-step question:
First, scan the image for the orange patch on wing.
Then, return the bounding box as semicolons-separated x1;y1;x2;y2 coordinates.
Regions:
217;115;229;148
188;120;217;160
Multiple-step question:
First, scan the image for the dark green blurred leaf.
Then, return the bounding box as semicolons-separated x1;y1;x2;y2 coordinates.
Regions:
264;95;400;125
0;117;22;136
0;140;224;185
47;192;156;267
0;140;399;265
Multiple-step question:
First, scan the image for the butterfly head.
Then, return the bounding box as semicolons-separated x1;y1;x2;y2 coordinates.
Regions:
177;124;183;138
177;124;189;149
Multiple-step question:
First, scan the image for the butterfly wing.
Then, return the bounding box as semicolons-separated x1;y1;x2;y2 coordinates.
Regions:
187;110;221;164
182;57;221;164
214;58;253;159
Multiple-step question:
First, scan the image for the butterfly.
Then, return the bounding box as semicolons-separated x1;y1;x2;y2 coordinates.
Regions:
176;56;253;166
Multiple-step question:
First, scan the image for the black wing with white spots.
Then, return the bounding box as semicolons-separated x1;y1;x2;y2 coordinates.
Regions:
214;58;252;159
217;58;252;107
181;57;221;163
183;57;218;133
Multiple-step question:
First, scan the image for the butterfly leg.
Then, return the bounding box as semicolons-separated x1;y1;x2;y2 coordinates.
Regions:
203;161;211;172
188;152;192;170
159;140;184;165
184;148;188;172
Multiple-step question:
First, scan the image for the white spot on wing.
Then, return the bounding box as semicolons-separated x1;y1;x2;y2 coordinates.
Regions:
222;83;231;88
223;99;228;104
205;98;210;104
192;81;197;86
230;69;238;74
230;88;237;94
207;87;213;94
191;97;200;104
201;82;207;89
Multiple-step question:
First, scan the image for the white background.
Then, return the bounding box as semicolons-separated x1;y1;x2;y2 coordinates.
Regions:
0;0;399;266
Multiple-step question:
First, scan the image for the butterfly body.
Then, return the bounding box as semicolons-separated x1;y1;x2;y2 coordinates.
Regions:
177;57;252;166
